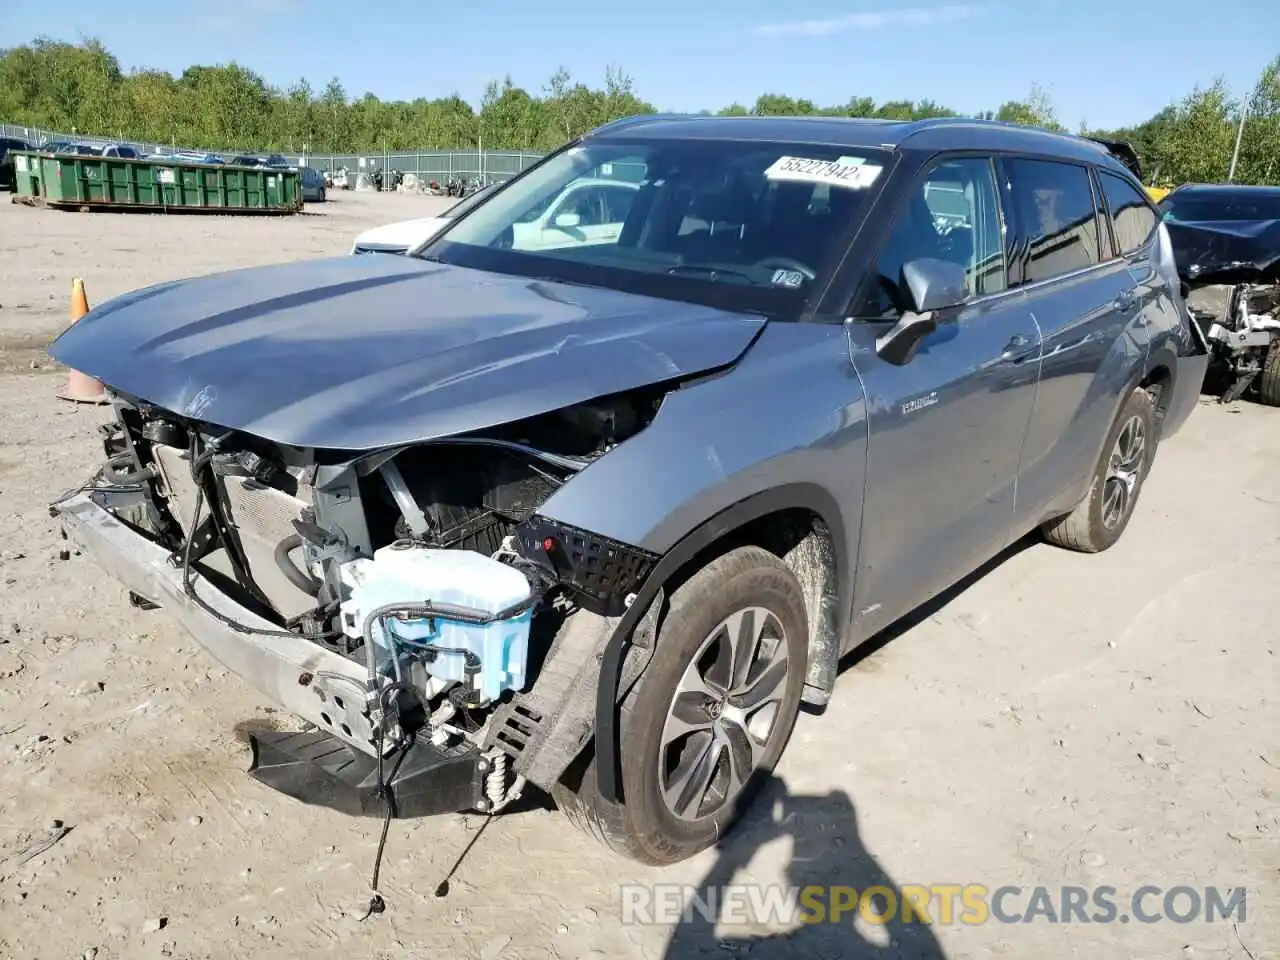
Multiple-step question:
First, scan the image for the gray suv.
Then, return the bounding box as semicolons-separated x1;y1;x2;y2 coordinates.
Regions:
49;115;1208;866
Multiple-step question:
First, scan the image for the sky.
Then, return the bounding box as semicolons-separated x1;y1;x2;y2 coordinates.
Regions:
1;0;1277;130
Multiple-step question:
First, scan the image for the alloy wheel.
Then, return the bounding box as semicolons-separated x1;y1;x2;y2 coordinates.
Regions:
1103;414;1146;528
658;606;790;823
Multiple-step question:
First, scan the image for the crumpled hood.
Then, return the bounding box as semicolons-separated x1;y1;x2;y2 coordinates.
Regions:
1165;217;1280;285
49;255;766;450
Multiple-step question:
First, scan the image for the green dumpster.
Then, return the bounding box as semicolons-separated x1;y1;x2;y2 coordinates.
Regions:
10;150;43;200
12;152;302;214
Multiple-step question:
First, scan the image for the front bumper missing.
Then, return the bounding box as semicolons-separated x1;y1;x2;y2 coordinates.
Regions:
51;490;385;758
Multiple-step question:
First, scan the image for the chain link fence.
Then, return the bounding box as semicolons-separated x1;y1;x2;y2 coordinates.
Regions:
305;150;543;184
1;121;545;183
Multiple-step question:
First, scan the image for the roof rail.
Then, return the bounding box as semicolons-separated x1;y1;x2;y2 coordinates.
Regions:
587;113;692;137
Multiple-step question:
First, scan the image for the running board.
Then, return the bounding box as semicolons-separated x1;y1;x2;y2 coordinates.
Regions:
247;729;485;819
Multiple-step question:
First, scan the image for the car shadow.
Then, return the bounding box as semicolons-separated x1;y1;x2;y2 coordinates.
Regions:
662;777;948;959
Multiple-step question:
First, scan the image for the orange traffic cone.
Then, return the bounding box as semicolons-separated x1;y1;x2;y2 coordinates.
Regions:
57;278;109;405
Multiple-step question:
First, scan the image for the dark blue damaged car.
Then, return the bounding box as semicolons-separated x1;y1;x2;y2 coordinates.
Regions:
49;115;1209;865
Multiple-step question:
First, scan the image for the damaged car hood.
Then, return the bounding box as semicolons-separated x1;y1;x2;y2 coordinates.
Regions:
49;255;766;450
1164;217;1280;285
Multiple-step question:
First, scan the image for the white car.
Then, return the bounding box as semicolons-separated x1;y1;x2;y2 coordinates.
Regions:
508;177;640;252
350;184;496;255
350;177;640;256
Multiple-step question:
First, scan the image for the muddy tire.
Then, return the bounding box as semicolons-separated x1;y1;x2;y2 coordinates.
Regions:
1042;386;1157;553
1257;339;1280;407
551;546;808;865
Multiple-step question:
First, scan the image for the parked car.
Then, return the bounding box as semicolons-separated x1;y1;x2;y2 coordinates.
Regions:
48;116;1207;867
47;142;138;159
228;153;291;168
154;150;225;166
54;142;103;157
350;182;497;253
0;136;33;190
101;143;140;159
1159;183;1280;404
299;166;326;203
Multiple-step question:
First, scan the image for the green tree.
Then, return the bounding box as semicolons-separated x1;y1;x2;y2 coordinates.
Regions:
1;37;1276;185
1237;56;1280;185
1157;79;1238;184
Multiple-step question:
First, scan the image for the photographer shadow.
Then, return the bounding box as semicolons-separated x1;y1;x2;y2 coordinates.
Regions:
663;778;947;960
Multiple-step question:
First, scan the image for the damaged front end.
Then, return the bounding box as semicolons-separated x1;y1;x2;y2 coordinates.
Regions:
1167;218;1280;404
51;387;667;818
1184;280;1280;404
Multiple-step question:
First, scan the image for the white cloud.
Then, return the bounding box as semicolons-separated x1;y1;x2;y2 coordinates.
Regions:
753;4;989;38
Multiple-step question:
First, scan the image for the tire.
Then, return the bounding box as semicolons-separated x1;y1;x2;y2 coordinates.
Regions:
1041;386;1157;553
1257;339;1280;407
551;545;808;865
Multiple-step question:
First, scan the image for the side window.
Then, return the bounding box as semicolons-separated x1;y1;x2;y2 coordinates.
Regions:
1006;158;1102;284
601;185;637;223
1098;171;1158;256
864;156;1007;316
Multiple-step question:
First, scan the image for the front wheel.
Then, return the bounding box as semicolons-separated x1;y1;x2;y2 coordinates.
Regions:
1257;339;1280;407
552;546;809;865
1041;386;1156;553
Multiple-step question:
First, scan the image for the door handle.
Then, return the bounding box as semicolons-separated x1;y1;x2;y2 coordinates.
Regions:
999;334;1030;363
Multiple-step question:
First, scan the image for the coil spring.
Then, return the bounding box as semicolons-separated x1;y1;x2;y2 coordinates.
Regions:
485;751;508;805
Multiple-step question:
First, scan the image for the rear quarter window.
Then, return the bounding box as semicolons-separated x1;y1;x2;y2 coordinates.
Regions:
1098;171;1158;255
1005;158;1103;285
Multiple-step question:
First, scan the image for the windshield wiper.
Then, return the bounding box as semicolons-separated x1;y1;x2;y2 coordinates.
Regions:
666;264;759;286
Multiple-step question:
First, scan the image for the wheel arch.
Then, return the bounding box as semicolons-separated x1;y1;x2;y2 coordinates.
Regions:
592;481;852;806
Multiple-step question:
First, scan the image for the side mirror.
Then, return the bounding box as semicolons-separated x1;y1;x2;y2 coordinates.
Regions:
902;257;967;314
875;258;967;366
552;211;582;229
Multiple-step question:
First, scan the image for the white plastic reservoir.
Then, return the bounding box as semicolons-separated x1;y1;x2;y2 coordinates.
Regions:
339;543;534;703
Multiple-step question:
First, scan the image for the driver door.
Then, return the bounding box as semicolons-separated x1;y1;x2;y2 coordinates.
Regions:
845;155;1043;639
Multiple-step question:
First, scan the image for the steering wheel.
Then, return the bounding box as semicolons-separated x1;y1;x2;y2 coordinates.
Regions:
752;256;816;281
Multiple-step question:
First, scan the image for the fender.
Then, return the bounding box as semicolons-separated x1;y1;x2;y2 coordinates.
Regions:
593;482;850;805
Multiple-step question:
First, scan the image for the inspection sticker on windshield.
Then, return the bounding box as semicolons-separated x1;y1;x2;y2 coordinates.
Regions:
764;156;882;189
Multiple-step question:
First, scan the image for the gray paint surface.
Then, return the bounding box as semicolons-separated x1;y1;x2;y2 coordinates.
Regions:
51;117;1208;666
48;254;765;451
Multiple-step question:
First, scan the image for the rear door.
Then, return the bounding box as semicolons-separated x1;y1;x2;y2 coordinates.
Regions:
1004;158;1148;530
846;154;1043;639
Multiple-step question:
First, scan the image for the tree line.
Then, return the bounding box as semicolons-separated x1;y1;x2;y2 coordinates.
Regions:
1;38;1277;186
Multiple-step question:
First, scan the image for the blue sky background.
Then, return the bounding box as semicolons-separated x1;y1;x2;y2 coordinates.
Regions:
1;0;1277;129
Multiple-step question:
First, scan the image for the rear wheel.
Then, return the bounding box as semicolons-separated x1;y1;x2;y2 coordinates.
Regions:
552;546;808;865
1041;386;1156;553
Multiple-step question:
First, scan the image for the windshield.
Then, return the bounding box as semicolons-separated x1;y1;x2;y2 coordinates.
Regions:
1160;191;1280;222
442;183;497;218
418;138;889;318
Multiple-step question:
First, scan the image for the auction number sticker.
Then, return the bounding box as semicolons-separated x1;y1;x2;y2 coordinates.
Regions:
764;156;882;189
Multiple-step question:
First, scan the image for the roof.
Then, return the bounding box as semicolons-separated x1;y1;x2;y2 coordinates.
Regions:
587;114;1129;174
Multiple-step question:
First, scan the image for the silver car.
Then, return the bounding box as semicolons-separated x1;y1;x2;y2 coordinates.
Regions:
299;166;326;203
48;115;1208;865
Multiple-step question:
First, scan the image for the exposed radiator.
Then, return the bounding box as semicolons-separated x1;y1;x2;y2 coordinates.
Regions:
222;476;317;620
151;443;316;619
152;444;201;535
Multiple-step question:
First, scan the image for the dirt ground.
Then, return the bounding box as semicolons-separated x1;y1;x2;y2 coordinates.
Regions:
0;190;1276;960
